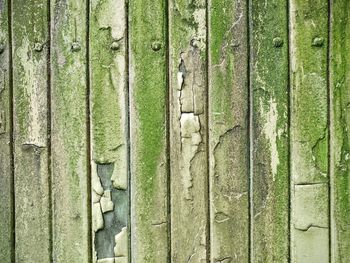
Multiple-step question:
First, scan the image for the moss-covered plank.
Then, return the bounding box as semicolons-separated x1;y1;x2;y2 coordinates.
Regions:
0;0;13;261
208;0;249;261
12;0;50;261
129;0;168;261
290;0;329;261
250;0;289;261
330;0;350;261
89;0;129;262
50;0;89;261
169;0;208;261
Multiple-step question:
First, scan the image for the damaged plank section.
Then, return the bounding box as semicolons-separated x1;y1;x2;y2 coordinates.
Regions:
51;0;89;261
250;0;289;261
290;0;329;262
208;0;249;262
169;0;209;261
129;0;169;261
90;0;129;262
330;0;350;261
0;0;13;261
12;0;50;261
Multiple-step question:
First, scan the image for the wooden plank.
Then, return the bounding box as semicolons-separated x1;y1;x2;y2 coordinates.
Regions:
330;0;350;261
50;0;89;261
12;0;50;261
89;0;128;262
169;0;208;261
290;0;329;262
0;0;13;261
208;0;249;261
129;0;168;261
250;0;290;261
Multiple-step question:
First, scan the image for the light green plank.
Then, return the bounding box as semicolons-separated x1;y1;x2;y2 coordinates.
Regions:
169;0;209;261
12;0;50;261
330;0;350;261
209;0;249;261
0;0;13;261
129;0;169;261
89;0;128;262
51;0;89;261
290;0;329;262
250;0;289;262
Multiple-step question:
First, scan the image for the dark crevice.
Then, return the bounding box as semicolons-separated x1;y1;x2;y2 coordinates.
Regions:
8;0;15;261
85;0;92;261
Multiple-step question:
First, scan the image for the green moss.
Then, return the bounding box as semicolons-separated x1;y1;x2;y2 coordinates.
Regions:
130;0;167;261
251;0;289;261
331;0;350;260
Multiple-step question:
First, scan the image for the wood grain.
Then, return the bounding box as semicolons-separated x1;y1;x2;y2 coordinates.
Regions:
12;0;50;261
51;0;89;261
290;0;329;261
129;0;169;261
209;0;249;261
250;0;290;261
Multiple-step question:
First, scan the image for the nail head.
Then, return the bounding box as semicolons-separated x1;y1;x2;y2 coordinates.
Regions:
312;37;324;47
34;42;43;52
110;41;121;51
273;37;283;48
151;41;162;51
71;42;81;52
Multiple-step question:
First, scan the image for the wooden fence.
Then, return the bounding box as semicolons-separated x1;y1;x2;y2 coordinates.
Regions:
0;0;349;262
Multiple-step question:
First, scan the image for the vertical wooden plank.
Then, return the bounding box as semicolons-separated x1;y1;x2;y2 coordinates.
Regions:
330;0;350;261
250;0;290;262
12;0;50;261
51;0;89;261
0;0;13;261
169;0;208;261
208;0;249;262
290;0;329;262
90;0;128;262
129;0;169;261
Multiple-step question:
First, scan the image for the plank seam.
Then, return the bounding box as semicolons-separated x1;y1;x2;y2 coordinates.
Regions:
205;0;211;261
165;0;171;261
47;0;53;261
327;0;332;262
126;0;132;261
8;0;15;261
247;0;253;261
86;0;93;261
286;0;292;261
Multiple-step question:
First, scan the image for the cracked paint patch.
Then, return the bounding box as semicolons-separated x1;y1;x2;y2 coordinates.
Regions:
180;113;202;200
92;163;128;263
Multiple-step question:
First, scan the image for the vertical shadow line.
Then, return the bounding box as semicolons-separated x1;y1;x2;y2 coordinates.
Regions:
205;0;211;261
125;0;131;261
165;0;171;261
85;0;93;261
327;0;332;262
286;0;292;261
46;0;53;261
247;0;253;261
8;0;15;261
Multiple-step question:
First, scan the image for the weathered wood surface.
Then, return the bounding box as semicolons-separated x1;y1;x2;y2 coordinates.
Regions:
169;0;209;261
51;0;90;262
12;0;51;261
290;0;329;262
209;0;249;262
89;0;129;262
2;0;350;262
250;0;290;262
0;0;12;262
129;0;169;261
330;0;350;261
